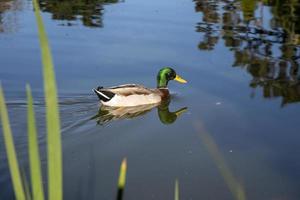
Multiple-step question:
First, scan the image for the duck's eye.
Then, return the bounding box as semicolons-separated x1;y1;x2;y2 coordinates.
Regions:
168;72;175;79
167;72;174;79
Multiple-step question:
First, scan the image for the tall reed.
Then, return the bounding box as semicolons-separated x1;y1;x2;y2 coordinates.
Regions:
0;0;62;199
0;87;26;200
117;158;127;200
32;0;62;199
27;85;45;200
174;179;179;200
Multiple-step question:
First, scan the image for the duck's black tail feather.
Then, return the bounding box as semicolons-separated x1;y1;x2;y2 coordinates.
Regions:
93;87;115;102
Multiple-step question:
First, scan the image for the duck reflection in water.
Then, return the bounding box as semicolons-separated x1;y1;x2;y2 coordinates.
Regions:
91;99;187;125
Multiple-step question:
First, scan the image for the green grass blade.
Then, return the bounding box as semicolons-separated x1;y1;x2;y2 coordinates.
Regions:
0;86;26;200
32;1;62;200
21;167;32;200
174;179;179;200
195;123;246;200
118;158;127;189
117;158;127;200
26;85;45;200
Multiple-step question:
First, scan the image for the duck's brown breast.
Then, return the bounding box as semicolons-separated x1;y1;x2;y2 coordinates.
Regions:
158;88;170;100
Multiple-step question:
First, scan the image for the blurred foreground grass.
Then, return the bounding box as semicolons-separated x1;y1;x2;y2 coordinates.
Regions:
0;0;62;198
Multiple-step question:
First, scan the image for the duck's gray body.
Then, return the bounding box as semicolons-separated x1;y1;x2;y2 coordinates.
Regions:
93;84;169;107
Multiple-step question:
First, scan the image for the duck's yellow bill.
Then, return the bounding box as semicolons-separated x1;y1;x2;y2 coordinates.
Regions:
174;75;187;83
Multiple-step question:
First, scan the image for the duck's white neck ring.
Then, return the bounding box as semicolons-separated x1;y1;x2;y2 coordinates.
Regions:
158;87;168;90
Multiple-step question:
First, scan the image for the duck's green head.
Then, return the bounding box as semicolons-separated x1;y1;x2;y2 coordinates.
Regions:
157;67;187;88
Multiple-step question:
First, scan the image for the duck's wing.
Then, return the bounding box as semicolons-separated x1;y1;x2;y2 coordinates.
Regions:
93;84;157;102
108;84;156;95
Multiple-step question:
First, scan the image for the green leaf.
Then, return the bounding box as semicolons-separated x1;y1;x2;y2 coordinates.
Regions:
32;0;62;199
26;85;45;200
0;86;26;200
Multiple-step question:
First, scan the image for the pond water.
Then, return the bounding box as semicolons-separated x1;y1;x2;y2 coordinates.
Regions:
1;0;300;199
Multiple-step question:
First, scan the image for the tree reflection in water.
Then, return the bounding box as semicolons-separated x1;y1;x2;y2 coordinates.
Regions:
39;0;120;27
0;0;11;32
0;0;22;33
194;0;300;106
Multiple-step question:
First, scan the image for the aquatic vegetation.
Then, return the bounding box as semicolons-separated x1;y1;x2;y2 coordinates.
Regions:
26;85;45;200
117;158;127;200
33;0;62;197
195;122;247;200
0;0;62;199
174;179;179;200
0;87;26;200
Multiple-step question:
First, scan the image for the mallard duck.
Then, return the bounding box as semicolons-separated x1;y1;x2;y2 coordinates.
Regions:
93;67;187;107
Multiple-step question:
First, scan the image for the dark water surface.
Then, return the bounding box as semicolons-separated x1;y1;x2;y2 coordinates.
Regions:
1;0;300;199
